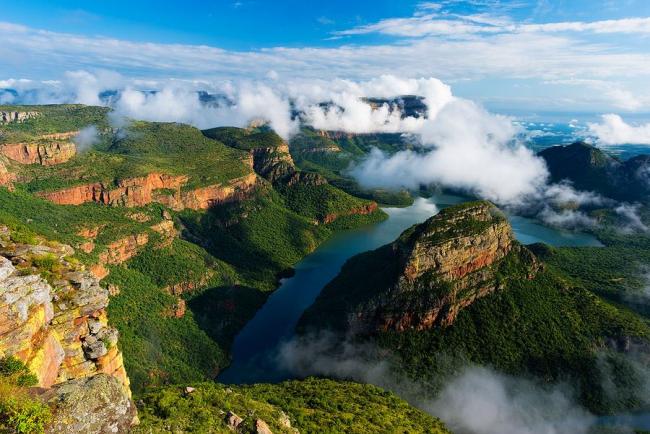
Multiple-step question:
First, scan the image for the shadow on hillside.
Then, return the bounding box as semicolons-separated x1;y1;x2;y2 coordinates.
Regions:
188;285;268;352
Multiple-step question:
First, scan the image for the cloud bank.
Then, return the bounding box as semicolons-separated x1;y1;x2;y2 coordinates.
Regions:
588;114;650;145
277;333;602;434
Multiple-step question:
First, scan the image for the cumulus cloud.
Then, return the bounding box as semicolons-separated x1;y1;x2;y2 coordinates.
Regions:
615;203;649;233
588;114;650;146
349;97;548;205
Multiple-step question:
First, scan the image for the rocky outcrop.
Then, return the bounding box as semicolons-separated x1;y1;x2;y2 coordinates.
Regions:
301;202;540;334
0;157;15;188
0;226;131;393
38;172;260;210
98;233;149;266
41;374;137;434
250;144;296;183
321;202;379;225
0;111;39;123
0;142;77;166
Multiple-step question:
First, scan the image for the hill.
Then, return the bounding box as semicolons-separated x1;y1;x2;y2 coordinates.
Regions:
538;142;650;202
299;201;650;414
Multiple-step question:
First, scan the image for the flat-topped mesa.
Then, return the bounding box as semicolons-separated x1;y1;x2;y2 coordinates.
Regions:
396;201;514;284
301;201;540;335
0;226;131;394
371;202;539;331
0;110;39;123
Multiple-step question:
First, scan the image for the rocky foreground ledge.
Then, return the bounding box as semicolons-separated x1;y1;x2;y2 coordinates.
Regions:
0;225;137;432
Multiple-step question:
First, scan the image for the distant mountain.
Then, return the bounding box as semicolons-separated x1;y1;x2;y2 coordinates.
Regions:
539;142;650;202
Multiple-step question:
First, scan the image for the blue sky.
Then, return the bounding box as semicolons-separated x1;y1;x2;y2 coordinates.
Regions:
1;0;650;113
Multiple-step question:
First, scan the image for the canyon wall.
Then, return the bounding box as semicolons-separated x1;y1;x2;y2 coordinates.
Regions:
38;172;259;210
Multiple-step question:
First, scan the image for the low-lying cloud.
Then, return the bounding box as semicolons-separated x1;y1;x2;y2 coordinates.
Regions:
588;114;650;145
72;125;100;152
5;70;642;219
277;333;618;434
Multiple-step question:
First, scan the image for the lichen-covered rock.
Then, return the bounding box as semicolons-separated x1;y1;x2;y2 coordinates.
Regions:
43;374;137;434
0;226;131;392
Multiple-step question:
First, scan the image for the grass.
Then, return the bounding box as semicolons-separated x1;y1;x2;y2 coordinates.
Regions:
0;104;110;143
105;265;230;394
0;358;50;434
0;187;165;264
134;378;450;434
202;126;285;150
14;121;251;193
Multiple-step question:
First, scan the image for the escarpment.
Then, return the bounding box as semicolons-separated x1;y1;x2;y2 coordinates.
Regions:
0;110;39;123
300;201;540;333
1;141;77;166
38;171;260;210
0;226;131;391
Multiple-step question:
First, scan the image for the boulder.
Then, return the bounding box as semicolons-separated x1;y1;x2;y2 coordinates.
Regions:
43;374;137;434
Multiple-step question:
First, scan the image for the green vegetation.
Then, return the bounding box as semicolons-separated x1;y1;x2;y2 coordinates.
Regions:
135;378;450;434
179;190;331;285
19;121;251;193
0;187;165;264
0;357;51;434
105;265;229;394
299;202;650;415
377;264;650;414
203;126;285;150
0;104;110;143
289;128;415;206
275;181;386;226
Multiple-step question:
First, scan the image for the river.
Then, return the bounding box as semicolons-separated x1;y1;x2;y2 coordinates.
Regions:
218;194;602;384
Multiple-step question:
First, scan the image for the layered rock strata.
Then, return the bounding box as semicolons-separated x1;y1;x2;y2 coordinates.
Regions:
0;226;130;392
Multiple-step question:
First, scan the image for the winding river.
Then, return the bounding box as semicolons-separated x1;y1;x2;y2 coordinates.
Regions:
219;194;602;384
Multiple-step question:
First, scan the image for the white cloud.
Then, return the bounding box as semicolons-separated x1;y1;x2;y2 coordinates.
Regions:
72;125;100;152
349;97;548;205
278;333;601;434
336;12;650;38
588;114;650;145
1;20;649;116
429;367;595;434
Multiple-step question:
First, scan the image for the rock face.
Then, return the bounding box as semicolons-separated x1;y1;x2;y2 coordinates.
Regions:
0;226;130;392
0;157;15;188
250;144;296;183
0;111;39;123
301;201;540;334
321;202;379;225
0;142;77;166
41;374;137;434
38;172;259;210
